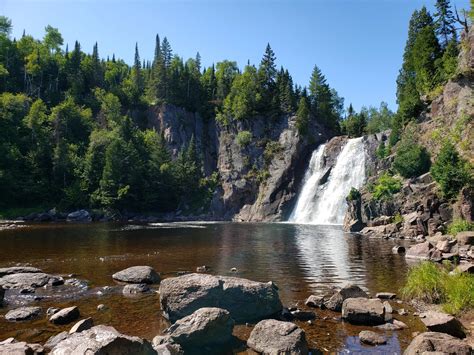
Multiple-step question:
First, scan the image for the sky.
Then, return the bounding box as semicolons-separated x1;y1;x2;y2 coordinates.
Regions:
1;0;470;111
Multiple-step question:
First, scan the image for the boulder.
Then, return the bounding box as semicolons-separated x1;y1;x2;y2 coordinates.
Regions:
435;239;452;253
66;209;91;222
50;325;155;354
406;241;433;259
5;306;41;321
247;319;308;355
0;266;42;277
305;295;325;308
324;284;368;312
159;273;282;323
165;307;234;349
112;266;160;284
69;317;94;334
123;283;150;295
420;311;466;339
404;332;472;355
359;330;387;345
456;262;474;274
0;340;44;354
456;231;474;246
49;306;80;325
342;298;385;325
376;319;408;330
376;292;396;299
0;272;63;289
44;331;69;350
383;301;393;314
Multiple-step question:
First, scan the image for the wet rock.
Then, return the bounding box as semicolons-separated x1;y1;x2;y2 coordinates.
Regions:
404;332;472;355
392;245;406;254
165;307;234;349
457;231;474;246
112;266;160;284
159;273;282;323
49;306;80;325
325;284;368;312
247;319;308;355
47;307;59;316
123;283;150;295
0;272;63;289
69;317;94;334
406;241;433;259
290;309;316;321
376;292;396;299
50;325;154;354
196;265;210;272
44;331;69;350
342;298;385;325
376;319;408;330
305;295;325;308
420;311;466;339
359;330;387;345
0;340;44;354
5;306;41;321
0;266;42;277
66;209;91;222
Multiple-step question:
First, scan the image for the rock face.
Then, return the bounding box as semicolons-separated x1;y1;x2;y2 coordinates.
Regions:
49;306;80;325
420;311;466;339
341;298;385;325
325;284;369;312
165;307;234;349
159;273;282;323
112;266;160;284
51;325;155;354
5;306;41;321
359;330;387;345
404;332;472;355
247;319;308;355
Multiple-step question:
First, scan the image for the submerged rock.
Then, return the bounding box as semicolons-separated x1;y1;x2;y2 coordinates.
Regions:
376;292;396;300
359;330;387;345
112;266;160;284
159;273;282;323
324;284;368;312
342;298;385;325
49;306;80;325
420;311;466;339
50;325;155;354
247;319;308;355
404;332;472;355
5;306;41;321
375;319;408;330
123;283;150;295
165;307;234;349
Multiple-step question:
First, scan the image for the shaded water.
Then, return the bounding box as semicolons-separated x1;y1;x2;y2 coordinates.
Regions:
0;222;423;353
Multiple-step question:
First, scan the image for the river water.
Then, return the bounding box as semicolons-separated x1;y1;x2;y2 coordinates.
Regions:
0;222;423;353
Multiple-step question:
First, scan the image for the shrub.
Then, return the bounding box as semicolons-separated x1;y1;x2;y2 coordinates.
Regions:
347;187;361;201
393;212;404;224
236;130;252;147
372;172;402;200
402;261;474;314
431;141;471;199
376;141;389;159
447;219;474;236
263;141;282;165
393;143;431;178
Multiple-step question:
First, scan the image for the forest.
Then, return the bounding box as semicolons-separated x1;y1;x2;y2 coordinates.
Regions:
0;0;468;215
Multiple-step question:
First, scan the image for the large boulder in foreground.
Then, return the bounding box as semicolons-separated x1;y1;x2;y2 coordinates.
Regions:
159;273;282;323
420;311;466;339
324;284;369;312
165;307;234;349
0;338;44;354
112;266;160;284
342;298;385;325
247;319;308;355
51;325;155;354
404;332;472;355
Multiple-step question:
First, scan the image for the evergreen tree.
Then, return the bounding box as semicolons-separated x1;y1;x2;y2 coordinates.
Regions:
296;96;310;135
153;34;161;67
257;43;278;114
434;0;456;48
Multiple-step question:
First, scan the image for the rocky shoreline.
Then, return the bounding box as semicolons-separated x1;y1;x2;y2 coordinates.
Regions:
0;263;472;354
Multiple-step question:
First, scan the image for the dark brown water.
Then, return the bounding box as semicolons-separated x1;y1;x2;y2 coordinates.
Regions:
0;222;424;353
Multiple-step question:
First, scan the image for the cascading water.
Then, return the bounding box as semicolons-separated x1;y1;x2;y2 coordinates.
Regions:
289;137;366;224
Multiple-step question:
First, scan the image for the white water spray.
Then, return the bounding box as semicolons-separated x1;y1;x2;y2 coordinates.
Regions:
289;137;366;224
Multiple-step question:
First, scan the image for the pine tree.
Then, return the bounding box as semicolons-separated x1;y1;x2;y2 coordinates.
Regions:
434;0;456;48
296;96;310;135
153;34;161;67
161;37;172;68
257;43;278;114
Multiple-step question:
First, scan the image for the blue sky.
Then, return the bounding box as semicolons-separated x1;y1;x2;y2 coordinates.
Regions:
2;0;470;111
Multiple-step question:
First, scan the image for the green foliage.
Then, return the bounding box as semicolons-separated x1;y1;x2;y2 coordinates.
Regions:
363;102;394;134
343;109;366;138
402;261;474;314
431;140;471;199
447;219;474;235
347;187;361;201
236;131;252;147
371;173;402;201
393;212;404;224
296;97;310;135
393;130;431;178
263;141;282;165
376;141;389;159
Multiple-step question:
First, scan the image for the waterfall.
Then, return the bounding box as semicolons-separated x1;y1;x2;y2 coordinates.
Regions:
289;137;366;224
